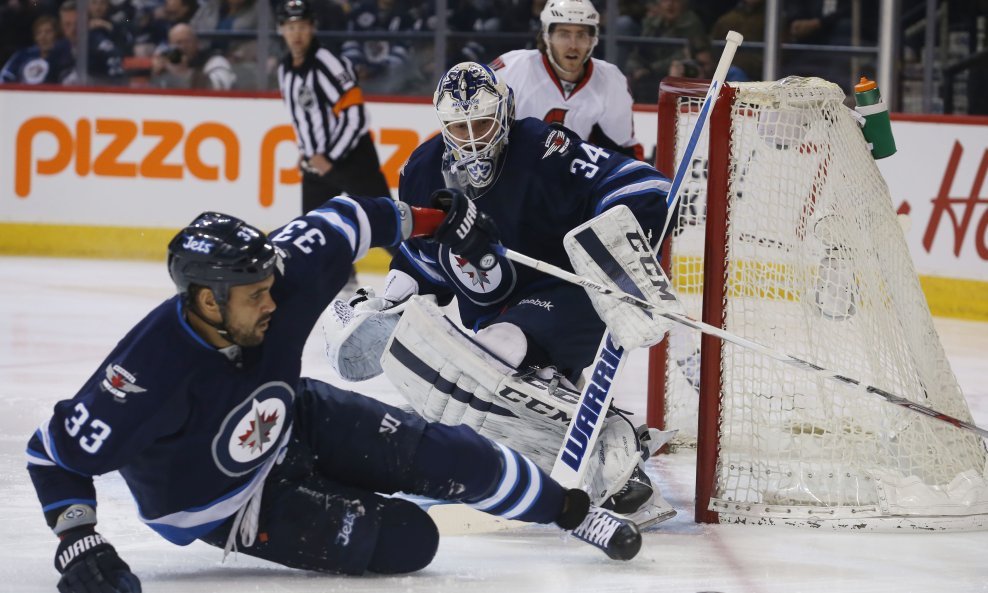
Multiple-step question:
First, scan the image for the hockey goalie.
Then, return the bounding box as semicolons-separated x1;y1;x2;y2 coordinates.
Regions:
327;206;680;528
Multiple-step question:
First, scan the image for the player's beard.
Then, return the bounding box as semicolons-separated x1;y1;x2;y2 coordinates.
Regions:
223;312;272;347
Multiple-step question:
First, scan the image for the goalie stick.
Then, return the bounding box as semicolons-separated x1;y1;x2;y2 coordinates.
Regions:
548;31;745;489
496;243;988;441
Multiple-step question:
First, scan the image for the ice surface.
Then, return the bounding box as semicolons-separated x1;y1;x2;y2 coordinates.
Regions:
2;256;986;592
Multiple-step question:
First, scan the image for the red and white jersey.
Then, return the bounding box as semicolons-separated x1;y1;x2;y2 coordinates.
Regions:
491;49;643;160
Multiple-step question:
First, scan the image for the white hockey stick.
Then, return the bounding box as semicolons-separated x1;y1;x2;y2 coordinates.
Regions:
548;31;745;489
496;244;988;441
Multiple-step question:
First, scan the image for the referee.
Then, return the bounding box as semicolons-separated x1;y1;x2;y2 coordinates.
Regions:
276;0;391;214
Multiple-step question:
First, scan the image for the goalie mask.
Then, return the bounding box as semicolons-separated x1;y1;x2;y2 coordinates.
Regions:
434;62;514;191
540;0;599;74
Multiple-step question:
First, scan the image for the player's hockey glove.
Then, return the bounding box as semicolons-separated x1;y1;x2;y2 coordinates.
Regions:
431;188;501;271
55;527;141;593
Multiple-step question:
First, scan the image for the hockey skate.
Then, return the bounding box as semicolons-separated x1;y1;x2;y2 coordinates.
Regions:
557;489;642;560
571;505;643;561
602;463;677;529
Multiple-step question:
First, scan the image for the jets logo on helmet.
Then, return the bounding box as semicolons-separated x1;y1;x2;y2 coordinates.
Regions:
434;62;514;191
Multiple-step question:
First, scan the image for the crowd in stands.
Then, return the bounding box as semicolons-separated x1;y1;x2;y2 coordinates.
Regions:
0;0;976;107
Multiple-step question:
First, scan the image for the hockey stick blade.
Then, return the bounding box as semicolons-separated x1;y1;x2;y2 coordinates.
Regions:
495;244;988;441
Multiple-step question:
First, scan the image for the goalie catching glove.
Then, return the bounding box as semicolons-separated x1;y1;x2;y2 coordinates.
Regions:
324;269;423;382
564;205;684;350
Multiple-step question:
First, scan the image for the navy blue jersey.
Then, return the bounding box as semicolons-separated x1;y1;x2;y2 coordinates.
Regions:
396;118;670;330
0;40;74;84
26;196;403;545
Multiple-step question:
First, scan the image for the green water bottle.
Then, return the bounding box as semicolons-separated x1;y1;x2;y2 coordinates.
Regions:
854;76;897;159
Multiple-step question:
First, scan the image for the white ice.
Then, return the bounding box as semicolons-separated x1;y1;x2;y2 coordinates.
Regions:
2;256;987;592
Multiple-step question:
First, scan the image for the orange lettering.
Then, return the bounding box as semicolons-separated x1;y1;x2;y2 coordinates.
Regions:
258;125;300;207
92;119;138;177
76;119;91;176
15;116;73;197
140;121;184;179
379;128;419;189
186;122;239;181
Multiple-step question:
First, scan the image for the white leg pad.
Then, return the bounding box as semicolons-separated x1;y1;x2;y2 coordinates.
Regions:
382;296;652;503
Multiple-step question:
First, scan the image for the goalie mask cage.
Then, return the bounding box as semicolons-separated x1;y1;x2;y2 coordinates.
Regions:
648;76;988;529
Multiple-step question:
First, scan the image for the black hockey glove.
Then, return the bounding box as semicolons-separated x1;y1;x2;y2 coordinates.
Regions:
431;188;501;271
55;527;141;593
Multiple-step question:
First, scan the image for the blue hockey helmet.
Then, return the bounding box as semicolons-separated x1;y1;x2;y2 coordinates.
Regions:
434;62;514;190
167;212;279;305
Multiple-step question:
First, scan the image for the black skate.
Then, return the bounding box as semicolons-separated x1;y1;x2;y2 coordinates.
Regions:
571;506;643;561
601;464;654;515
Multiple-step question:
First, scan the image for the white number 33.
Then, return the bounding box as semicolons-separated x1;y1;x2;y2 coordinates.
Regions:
64;403;112;454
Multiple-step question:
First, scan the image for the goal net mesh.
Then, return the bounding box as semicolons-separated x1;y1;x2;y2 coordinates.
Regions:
654;76;988;528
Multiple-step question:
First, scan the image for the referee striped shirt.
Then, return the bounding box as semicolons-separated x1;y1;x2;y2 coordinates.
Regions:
277;42;369;164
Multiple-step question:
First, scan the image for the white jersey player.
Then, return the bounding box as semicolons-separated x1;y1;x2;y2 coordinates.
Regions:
491;0;644;161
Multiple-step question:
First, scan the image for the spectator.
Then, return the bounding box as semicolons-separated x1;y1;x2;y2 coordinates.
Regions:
0;0;43;68
711;0;765;80
191;0;273;62
624;0;711;102
341;0;423;94
135;0;200;53
59;0;127;85
90;0;135;55
784;0;878;88
0;14;74;84
311;0;347;31
151;22;237;89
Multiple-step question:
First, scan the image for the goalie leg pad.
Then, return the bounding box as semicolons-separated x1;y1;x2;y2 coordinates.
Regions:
381;298;657;505
563;205;685;350
382;297;575;470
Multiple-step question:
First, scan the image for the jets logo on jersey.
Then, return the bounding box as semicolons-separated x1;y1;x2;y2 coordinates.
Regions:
542;129;571;159
22;58;50;84
439;246;516;306
212;381;293;476
100;364;147;400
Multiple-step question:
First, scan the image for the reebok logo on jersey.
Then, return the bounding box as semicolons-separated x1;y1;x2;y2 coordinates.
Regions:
379;413;401;434
518;298;553;311
101;364;147;400
542;130;571;159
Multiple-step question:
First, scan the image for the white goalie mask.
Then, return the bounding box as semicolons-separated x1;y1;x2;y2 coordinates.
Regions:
434;61;515;190
540;0;599;70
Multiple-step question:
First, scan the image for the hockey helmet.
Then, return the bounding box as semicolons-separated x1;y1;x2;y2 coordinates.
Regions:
168;212;279;305
540;0;599;66
433;62;514;190
277;0;314;24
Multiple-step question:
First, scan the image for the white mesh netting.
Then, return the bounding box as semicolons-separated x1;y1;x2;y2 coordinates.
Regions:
657;77;988;529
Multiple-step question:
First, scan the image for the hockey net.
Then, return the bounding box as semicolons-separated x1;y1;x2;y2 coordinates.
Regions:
648;76;988;529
